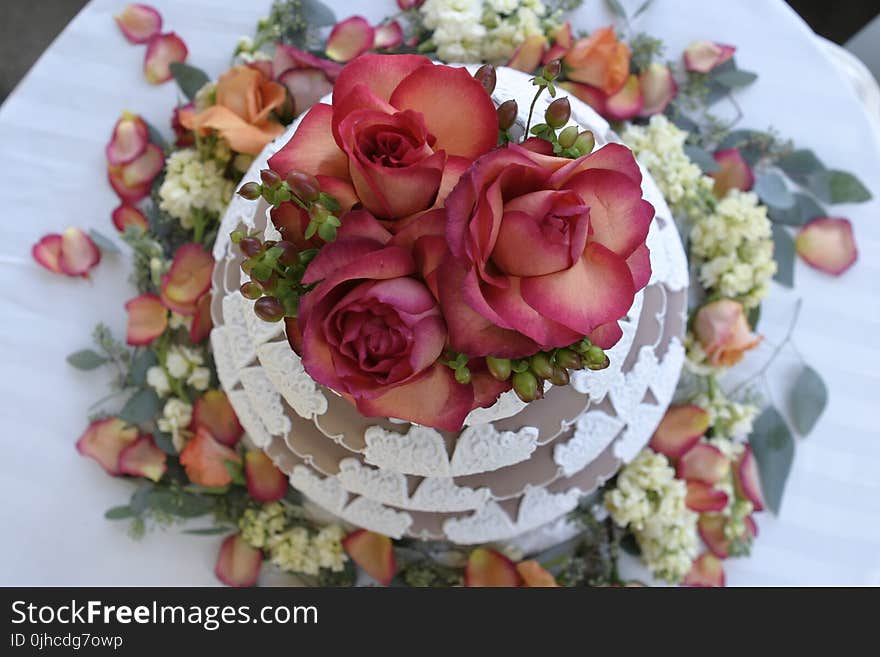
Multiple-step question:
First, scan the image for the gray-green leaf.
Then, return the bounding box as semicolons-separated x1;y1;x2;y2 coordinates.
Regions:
119;387;161;425
169;62;211;101
632;0;654;18
145;119;169;150
755;172;795;209
89;229;120;254
790;366;827;435
184;526;234;536
128;349;158;387
684;145;720;173
713;68;758;89
67;349;109;370
604;0;627;18
768;193;825;226
749;406;795;514
777;149;824;181
772;224;795;288
301;0;336;26
104;505;135;520
808;170;872;204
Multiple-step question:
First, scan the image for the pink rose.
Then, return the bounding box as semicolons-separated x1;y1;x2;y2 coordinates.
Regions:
435;142;653;358
693;299;761;367
268;54;498;221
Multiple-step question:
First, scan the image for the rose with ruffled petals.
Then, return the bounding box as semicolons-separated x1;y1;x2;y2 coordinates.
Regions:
563;27;631;95
268;54;498;221
437;142;653;358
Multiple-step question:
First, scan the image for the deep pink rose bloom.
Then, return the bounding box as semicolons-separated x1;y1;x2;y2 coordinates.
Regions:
436;142;654;358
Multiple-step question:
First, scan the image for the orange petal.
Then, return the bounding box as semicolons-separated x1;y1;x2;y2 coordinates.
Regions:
649;404;710;459
639;62;678;117
465;548;522;587
125;293;168;345
191;390;243;447
115;4;162;44
186;105;284;156
59;227;101;277
112;204;149;232
605;74;644;121
32;234;64;274
179;426;241;487
507;34;547;73
516;560;558;587
795;217;858;276
215;533;262;587
697;515;730;558
710;148;754;197
683;553;725;587
76;417;139;475
189;292;213;343
734;446;765;512
106;111;149;165
342;529;396;585
160;243;214;315
107;143;164;203
268;103;349;179
244;451;287;502
118;434;167;482
686;481;729;513
325;17;375;63
144;32;188;84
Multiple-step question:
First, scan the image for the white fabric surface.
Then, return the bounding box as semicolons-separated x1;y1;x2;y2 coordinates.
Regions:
0;0;878;586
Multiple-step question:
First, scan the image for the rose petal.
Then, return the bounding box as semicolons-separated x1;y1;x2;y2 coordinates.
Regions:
795;217;858;276
563;27;631;94
373;20;404;50
516;560;558;587
333;53;431;105
125;293;168;345
650;404;710;459
683;553;725;587
160;243;214;315
108;143;164;203
710;148;754;197
626;243;652;291
278;68;334;117
185;105;285;156
215;533;262;587
112;204;149;232
144;32;188;84
390;63;498;160
697;514;730;558
683;40;736;74
639;62;678;117
273;43;343;81
114;4;162;44
686;481;729;512
107;168;152;204
268;103;349;180
325;16;375;63
550;22;573;49
179;426;241;487
32;234;64;274
465;548;522;587
342;529;396;586
548;142;644;188
118;434;167;482
507;34;547;73
76;418;138;476
244;451;287;502
59;227;101;277
106;112;150;165
677;443;730;485
588;321;623;349
191;390;244;447
734;445;765;512
604;74;644;121
560;81;608;117
190;292;213;344
172;103;195;147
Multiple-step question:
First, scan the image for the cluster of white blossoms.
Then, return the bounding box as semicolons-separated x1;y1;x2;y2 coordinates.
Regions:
157;398;192;452
695;385;760;442
604;449;698;582
158;148;234;229
421;0;552;64
239;504;347;576
146;345;210;398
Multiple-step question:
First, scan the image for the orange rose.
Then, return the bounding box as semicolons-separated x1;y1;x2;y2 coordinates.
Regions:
694;299;761;367
181;65;286;155
563;26;631;95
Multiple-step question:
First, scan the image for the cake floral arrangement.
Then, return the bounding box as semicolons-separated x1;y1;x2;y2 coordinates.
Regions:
34;0;869;587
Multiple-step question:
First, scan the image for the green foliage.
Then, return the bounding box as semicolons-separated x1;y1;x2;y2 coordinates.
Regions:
67;349;109;370
89;229;120;254
169;62;210;101
255;0;336;50
119;388;162;426
749;406;795;514
808;170;872;204
789;366;828;435
755;172;795;210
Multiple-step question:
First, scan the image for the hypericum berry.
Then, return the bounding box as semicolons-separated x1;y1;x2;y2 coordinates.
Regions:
454;366;472;385
545;97;571;129
254;296;284;322
574;130;595;155
497;99;518;131
558;125;579;149
260;169;281;187
240;281;263;300
586;345;605;365
529;352;554;379
555;348;582;370
542;59;562;81
474;64;496;95
308;203;330;223
275;240;298;266
286;171;320;203
513;371;539;402
586;352;610;371
237;182;261;200
486;356;512;381
239;237;263;258
549;366;570;386
240;259;254;275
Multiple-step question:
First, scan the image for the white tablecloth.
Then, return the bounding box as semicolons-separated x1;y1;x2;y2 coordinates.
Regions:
1;0;878;586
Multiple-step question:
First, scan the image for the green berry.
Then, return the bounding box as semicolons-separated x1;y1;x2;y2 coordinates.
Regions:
237;182;261;200
549;366;570;386
240;281;263;300
474;64;496;95
512;371;539;402
544;97;571;129
530;352;554;379
555;348;582;370
454;366;472;385
254;296;284;322
558;125;579;149
486;356;512;381
497;100;518;131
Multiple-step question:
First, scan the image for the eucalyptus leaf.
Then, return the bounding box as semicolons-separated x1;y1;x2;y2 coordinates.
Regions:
632;0;654;18
749;406;795;514
808;170;872;204
684;145;720;173
119;387;161;425
130;483;155;514
184;526;235;536
713;68;758;89
790;366;828;435
128;349;158;387
755;172;795;209
169;62;210;101
777;149;824;181
300;0;336;26
747;304;761;330
718;129;766;150
223;460;246;486
152;431;177;456
149;489;213;518
604;0;627;18
67;349;109;370
145;119;168;150
671;113;699;133
89;229;121;254
104;505;135;520
768;193;825;226
772;224;795;288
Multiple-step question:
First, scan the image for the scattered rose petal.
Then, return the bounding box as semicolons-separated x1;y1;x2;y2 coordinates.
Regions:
649;404;710;459
373;20;403;50
59;227;101;277
686;481;729;512
604;74;643;121
396;0;424;9
697;514;730;558
683;40;736;74
215;533;262;587
189;292;213;344
734;445;765;512
560;81;608;116
112;204;149;232
244;451;287;502
32;234;64;274
639;62;678;117
516;560;558;587
191;390;243;447
278;69;334;117
464;548;522;587
683;553;725;587
76;417;138;476
160;243;214;315
677;443;730;484
325;17;375;63
106;112;150;165
342;529;395;586
795;217;858;276
108;143;164;203
125;293;168;345
114;4;162;44
710;148;754;197
118;434;167;482
179;426;241;487
507;34;547;73
144;32;188;84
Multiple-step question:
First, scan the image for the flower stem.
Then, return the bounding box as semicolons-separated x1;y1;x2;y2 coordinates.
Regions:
730;298;802;397
524;84;545;142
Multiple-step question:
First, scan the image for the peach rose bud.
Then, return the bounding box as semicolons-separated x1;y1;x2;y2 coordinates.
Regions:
144;32;188;84
325;17;375;63
76;418;139;476
179;426;241;487
795;217;858;276
118;434;167;482
112;204;149;232
639;62;678;117
244;451;287;502
710;148;754;198
342;530;396;586
215;533;262;587
125;293;168;345
649;404;710;459
683;553;725;587
683;40;736;74
114;4;162;44
373;20;404;50
106;112;149;165
465;548;522;587
694;298;762;367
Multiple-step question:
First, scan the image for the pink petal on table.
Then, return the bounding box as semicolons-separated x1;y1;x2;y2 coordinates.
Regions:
697;514;730;559
638;62;678;117
144;32;188;84
649;404;710;459
114;4;162;44
105;112;149;165
325;17;375;63
59;227;101;277
343;530;396;586
710;148;754;198
215;533;262;587
112;204;149;232
125;293;168;346
686;481;729;513
244;451;287;502
604;74;644;121
682;553;725;587
677;443;730;485
32;234;64;274
108;143;164;203
795;217;858;276
76;418;139;476
118;434;167;482
683;40;736;74
507;34;547;73
373;20;404;50
734;445;765;512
